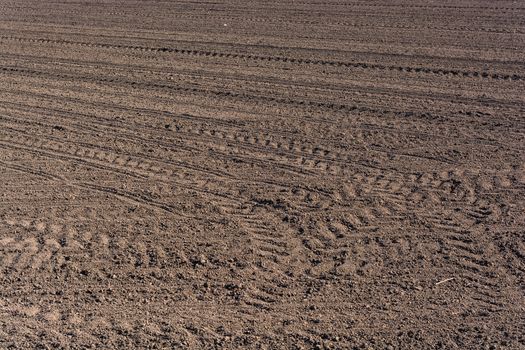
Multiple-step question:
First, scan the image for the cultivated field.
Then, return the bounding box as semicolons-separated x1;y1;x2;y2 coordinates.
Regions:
0;0;524;348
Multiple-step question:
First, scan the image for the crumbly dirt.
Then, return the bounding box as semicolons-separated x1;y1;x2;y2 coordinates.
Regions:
0;1;524;349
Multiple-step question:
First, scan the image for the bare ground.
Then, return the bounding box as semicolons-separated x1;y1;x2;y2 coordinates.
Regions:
0;0;524;349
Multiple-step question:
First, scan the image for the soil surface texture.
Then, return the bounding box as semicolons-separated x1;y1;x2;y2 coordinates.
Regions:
0;0;524;349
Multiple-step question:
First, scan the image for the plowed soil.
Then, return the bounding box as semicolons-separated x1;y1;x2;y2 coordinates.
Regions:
1;1;524;349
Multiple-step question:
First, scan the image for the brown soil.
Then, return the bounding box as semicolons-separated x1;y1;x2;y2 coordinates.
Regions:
1;1;524;349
